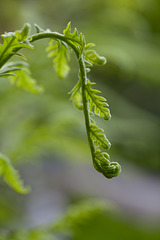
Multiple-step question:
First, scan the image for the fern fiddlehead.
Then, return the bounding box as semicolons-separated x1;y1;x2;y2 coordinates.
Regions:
31;22;121;178
77;50;121;179
0;22;121;193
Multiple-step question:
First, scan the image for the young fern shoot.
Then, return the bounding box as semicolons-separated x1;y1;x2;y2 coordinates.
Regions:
0;23;121;193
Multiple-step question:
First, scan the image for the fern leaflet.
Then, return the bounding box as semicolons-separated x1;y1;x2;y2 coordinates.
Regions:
63;22;85;50
46;39;70;78
90;122;111;149
86;79;111;120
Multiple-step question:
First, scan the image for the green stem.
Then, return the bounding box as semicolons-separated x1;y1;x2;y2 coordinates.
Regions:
78;56;95;162
30;32;82;46
29;32;80;59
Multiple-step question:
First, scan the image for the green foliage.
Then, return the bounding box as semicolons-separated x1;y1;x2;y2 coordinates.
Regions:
0;229;56;240
13;0;160;171
0;2;160;240
53;200;160;240
0;25;32;69
0;22;121;193
1;199;160;240
53;199;108;233
2;229;57;240
0;61;43;93
0;152;30;194
0;200;109;240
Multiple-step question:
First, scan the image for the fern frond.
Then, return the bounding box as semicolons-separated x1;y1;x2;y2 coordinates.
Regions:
86;79;111;120
0;22;121;184
0;152;30;194
90;122;111;149
46;39;70;78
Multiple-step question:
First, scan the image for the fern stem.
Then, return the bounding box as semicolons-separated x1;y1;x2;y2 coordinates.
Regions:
29;32;81;50
78;56;96;162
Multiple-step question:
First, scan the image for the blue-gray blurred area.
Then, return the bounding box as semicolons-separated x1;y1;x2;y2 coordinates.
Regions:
0;0;160;239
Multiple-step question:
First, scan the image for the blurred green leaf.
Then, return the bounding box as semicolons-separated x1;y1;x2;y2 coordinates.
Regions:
0;152;30;194
46;39;70;78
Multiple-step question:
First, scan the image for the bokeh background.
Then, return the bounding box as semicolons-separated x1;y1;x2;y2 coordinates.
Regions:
0;0;160;239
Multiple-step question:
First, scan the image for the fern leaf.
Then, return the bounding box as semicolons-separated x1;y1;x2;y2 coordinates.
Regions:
90;122;111;149
86;80;111;120
0;152;30;194
46;39;70;78
0;61;43;93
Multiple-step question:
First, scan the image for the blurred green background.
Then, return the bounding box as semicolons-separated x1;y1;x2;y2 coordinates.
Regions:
0;0;160;239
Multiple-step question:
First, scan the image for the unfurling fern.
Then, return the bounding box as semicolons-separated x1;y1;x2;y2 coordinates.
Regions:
93;149;121;179
0;22;121;193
